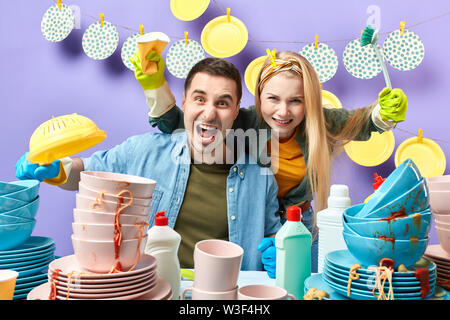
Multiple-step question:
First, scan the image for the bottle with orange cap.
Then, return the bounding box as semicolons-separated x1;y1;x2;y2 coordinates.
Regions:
275;206;312;300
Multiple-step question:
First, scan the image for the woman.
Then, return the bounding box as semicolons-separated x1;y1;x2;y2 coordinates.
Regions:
130;50;407;275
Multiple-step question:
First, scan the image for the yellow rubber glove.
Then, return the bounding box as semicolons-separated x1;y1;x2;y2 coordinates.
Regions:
378;87;408;123
129;51;166;91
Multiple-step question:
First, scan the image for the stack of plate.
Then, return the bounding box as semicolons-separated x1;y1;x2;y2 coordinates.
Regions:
321;250;441;300
424;245;450;291
27;254;172;300
0;236;55;299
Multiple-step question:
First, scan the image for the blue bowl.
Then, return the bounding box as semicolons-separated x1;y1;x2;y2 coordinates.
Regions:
343;208;432;240
0;181;29;196
343;231;428;268
0;196;40;219
0;214;34;225
0;220;36;251
357;159;423;218
0;180;39;203
0;196;28;213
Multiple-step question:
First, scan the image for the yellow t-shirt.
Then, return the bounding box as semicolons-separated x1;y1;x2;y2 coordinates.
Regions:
268;127;307;198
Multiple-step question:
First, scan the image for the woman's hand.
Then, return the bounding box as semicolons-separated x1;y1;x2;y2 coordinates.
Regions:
378;87;408;122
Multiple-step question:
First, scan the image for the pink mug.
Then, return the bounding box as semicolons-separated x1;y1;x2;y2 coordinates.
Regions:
181;286;238;300
193;239;243;292
238;285;296;300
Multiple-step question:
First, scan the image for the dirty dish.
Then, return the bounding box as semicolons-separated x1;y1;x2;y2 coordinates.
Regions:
0;220;36;251
72;222;148;241
0;180;39;202
75;193;150;216
73;208;149;225
0;196;40;220
78;182;152;207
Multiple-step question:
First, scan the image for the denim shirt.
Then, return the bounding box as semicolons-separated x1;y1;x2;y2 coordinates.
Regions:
81;131;282;271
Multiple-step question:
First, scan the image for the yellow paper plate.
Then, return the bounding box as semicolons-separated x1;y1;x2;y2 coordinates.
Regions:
170;0;210;21
344;131;395;167
27;114;106;165
244;56;267;95
395;133;446;177
201;14;248;58
322;90;342;109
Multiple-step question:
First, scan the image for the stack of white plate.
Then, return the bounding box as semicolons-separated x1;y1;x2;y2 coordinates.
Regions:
27;254;172;300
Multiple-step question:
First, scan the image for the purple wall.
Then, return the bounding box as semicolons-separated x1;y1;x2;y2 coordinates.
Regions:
1;0;448;256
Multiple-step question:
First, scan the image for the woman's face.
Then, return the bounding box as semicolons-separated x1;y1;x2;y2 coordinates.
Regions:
260;72;305;140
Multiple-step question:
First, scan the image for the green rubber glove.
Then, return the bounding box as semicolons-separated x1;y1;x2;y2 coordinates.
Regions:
129;51;166;91
378;87;408;123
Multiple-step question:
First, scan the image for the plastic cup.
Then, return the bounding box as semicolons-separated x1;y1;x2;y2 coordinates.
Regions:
0;270;19;300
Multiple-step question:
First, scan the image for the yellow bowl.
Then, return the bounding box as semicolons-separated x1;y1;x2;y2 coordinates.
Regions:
27;114;106;165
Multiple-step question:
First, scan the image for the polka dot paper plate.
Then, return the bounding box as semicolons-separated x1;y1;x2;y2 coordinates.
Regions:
300;43;338;83
344;130;395;167
383;29;425;71
343;39;382;79
121;33;140;71
166;39;205;79
41;3;74;42
82;21;119;60
170;0;210;21
244;56;267;95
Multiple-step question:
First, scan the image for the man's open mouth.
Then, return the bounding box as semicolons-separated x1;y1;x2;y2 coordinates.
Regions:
196;123;219;143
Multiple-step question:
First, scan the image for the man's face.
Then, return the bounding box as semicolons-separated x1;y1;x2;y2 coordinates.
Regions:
182;72;240;160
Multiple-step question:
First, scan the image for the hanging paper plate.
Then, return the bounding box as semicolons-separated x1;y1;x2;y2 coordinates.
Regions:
322;90;342;109
344;131;395;167
383;29;425;71
41;3;74;42
121;33;140;71
300;43;338;83
395;130;446;177
170;0;210;21
82;21;119;60
343;39;382;79
244;56;267;95
201;12;248;58
166;39;205;79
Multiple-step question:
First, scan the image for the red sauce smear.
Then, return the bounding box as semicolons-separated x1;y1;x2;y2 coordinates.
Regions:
379;258;394;270
113;195;124;272
48;269;62;300
377;235;395;250
378;206;408;222
415;268;430;298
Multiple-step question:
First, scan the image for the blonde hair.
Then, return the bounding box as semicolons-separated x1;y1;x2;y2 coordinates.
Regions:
255;51;374;233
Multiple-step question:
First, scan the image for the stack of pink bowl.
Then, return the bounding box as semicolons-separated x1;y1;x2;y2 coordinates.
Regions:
427;175;450;255
26;254;173;300
73;171;156;273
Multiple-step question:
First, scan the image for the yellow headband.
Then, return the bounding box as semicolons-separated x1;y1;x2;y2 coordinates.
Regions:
258;58;303;94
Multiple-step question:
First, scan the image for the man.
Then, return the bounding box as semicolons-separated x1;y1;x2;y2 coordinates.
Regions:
15;57;282;271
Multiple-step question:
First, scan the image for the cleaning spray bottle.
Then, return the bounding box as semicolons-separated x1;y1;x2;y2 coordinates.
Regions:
145;211;181;300
275;206;311;300
316;184;351;273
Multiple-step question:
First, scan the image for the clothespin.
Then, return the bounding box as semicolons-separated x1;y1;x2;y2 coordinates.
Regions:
400;21;406;35
57;0;62;10
417;128;423;143
99;13;104;27
266;48;277;68
361;30;364;38
226;8;231;23
314;35;319;49
184;31;189;45
140;24;144;36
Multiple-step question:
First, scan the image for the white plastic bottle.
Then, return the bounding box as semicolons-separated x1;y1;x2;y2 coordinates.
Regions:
145;211;181;300
316;184;351;273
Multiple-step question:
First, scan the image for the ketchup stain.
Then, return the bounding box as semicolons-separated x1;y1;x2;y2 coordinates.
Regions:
415;268;430;298
49;268;62;300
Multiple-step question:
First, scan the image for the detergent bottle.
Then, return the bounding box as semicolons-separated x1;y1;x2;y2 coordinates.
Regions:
145;211;181;300
316;184;351;273
275;206;311;300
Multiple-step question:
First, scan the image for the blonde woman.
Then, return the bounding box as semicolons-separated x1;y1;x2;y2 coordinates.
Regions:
130;50;407;275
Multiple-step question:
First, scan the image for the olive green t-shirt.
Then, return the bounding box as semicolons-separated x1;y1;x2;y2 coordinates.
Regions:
174;162;232;268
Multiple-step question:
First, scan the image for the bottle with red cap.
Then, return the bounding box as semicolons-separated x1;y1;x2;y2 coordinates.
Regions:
145;211;181;299
275;205;312;300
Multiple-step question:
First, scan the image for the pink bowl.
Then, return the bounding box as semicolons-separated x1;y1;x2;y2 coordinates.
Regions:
427;175;450;183
435;213;450;224
76;193;150;216
72;223;148;241
78;183;152;207
427;180;450;192
429;190;450;214
80;171;156;198
72;234;148;273
73;208;149;225
435;227;450;254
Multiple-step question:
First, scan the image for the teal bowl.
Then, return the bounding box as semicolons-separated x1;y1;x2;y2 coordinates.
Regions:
343;231;428;268
0;180;39;203
357;159;423;218
0;219;36;250
0;214;34;225
0;181;29;196
0;196;40;219
343;208;432;240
